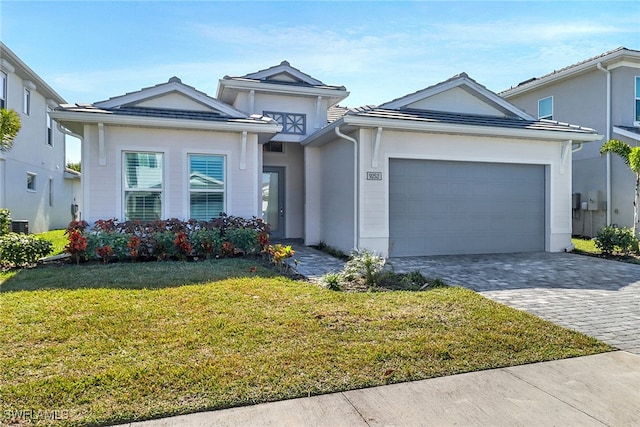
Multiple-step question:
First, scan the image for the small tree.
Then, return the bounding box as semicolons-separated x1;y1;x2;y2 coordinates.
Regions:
600;139;640;237
0;109;21;152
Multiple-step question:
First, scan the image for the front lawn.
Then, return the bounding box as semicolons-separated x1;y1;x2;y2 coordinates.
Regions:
1;259;611;426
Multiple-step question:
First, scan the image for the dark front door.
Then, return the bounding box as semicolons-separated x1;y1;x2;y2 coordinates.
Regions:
262;167;285;239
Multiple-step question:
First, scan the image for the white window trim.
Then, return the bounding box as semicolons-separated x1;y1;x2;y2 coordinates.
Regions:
27;172;36;192
635;76;640;125
23;87;31;116
47;107;54;146
122;151;164;221
188;153;227;220
538;96;553;120
0;71;6;110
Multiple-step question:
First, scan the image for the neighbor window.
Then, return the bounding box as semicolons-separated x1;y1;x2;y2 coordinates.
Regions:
47;107;53;146
0;72;6;109
538;96;553;120
123;152;163;221
264;111;306;135
23;88;31;115
189;154;225;220
27;173;36;191
635;76;640;122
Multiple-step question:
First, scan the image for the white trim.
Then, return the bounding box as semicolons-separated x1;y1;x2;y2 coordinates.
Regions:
0;58;15;74
501;49;640;98
379;75;534;120
538;96;553;120
240;131;247;170
98;123;106;166
95;80;246;118
217;78;349;101
49;110;281;134
372;127;382;168
341;115;601;142
120;150;165;221
613;126;640;142
242;62;324;86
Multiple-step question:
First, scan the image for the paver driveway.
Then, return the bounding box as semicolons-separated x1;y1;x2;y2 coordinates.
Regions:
388;252;640;355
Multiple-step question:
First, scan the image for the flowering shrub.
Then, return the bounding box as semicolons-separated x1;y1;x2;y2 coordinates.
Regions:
0;233;52;268
265;244;295;271
127;236;141;258
96;245;113;264
0;209;10;236
64;216;269;264
174;232;192;258
65;229;88;265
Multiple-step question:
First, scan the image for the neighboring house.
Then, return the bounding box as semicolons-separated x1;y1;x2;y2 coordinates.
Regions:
500;47;640;237
52;64;601;257
0;42;81;233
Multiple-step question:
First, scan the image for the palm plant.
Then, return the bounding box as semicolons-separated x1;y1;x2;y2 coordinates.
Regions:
600;139;640;237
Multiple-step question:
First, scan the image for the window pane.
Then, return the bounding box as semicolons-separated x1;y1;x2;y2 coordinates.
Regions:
190;155;224;190
124;152;163;189
125;191;161;221
636;77;640;98
190;193;224;220
27;174;36;190
636;99;640;122
538;97;552;119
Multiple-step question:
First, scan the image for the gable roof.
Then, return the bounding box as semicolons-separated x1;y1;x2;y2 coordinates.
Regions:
380;73;534;120
303;73;602;147
0;41;66;105
217;61;348;106
96;76;246;118
500;47;640;98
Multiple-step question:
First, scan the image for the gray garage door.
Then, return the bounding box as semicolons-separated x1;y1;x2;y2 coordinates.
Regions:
389;159;545;256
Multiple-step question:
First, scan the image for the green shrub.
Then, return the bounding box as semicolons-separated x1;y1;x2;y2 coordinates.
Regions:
0;209;10;236
190;229;223;257
321;273;342;291
226;228;259;254
343;249;386;288
86;232;130;260
595;226;638;255
0;233;52;267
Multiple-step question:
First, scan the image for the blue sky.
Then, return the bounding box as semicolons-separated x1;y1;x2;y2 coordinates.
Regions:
2;1;639;162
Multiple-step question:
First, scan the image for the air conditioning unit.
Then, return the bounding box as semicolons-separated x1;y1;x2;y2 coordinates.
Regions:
11;220;29;234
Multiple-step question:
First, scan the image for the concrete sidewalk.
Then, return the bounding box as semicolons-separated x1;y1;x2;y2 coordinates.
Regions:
126;351;640;427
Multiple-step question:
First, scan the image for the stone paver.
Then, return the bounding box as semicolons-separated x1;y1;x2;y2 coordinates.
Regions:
388;252;640;355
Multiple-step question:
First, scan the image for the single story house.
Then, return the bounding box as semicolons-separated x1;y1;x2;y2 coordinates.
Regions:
51;63;601;257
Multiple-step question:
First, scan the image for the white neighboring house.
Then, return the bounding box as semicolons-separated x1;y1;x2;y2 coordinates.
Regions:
52;64;602;257
0;42;81;233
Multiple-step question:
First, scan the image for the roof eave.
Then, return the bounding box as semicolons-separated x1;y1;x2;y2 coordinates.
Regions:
303;115;602;146
49;110;282;134
218;78;349;105
501;49;640;98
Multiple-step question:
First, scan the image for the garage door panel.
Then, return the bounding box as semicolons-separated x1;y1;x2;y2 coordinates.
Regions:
389;159;545;256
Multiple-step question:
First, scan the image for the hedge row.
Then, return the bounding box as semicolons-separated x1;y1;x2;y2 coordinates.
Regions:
66;215;271;263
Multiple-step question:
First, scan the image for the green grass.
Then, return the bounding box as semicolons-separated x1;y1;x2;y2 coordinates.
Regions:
0;259;611;426
572;237;599;254
36;229;68;256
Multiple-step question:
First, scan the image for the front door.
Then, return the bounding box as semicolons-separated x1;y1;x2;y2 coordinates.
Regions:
262;167;285;239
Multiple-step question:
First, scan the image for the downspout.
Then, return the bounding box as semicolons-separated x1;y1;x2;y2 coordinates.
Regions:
597;62;612;225
334;126;359;250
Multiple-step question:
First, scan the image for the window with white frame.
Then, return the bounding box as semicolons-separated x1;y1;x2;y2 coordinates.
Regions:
263;111;306;134
189;154;225;220
0;72;6;109
123;152;163;221
27;173;36;191
538;96;553;120
23;87;31;115
47;107;53;146
635;76;640;123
